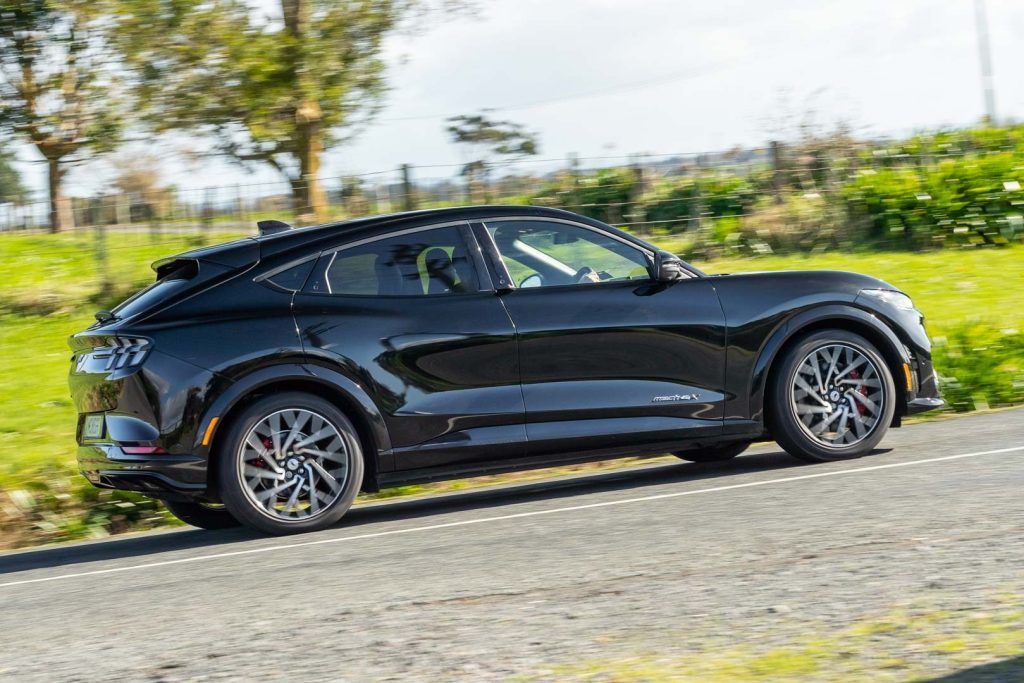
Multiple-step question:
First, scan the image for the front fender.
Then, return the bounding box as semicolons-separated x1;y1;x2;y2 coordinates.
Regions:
747;304;911;423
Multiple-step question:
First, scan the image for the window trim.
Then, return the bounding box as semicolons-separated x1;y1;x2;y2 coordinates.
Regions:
254;253;319;293
479;216;657;290
302;220;488;298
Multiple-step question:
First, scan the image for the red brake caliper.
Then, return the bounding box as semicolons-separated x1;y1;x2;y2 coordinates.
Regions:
252;436;273;468
849;369;867;415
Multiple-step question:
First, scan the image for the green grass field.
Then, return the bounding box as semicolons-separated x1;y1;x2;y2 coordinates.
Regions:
0;231;1021;545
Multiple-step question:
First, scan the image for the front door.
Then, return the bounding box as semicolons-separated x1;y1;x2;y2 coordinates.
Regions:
293;222;525;472
476;218;726;455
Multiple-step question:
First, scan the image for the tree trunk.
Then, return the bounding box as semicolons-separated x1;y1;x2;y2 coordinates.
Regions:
282;0;326;224
293;116;327;223
47;157;70;233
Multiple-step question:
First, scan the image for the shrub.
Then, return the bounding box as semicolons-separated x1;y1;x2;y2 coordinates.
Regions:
931;324;1024;412
842;152;1024;248
530;167;638;224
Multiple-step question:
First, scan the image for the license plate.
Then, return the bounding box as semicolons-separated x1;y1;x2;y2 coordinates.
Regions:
83;414;105;439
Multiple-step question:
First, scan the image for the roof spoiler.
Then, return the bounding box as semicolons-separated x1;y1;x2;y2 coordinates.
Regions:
257;219;291;237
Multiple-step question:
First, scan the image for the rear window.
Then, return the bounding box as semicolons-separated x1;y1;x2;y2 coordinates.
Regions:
112;260;200;320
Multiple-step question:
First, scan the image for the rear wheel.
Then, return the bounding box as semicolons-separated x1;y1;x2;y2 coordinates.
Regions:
673;441;750;463
217;392;365;535
163;499;241;530
768;329;895;462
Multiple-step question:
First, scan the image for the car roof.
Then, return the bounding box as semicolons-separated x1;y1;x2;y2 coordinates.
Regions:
255;205;651;259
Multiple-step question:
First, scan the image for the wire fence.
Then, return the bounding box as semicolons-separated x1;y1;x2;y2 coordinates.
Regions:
3;135;1023;289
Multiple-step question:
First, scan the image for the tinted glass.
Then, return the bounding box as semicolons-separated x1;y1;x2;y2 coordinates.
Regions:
112;260;200;319
265;258;316;292
310;226;479;296
484;220;650;288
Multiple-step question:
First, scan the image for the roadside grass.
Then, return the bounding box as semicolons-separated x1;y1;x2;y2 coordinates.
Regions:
0;231;248;315
0;232;1021;547
535;590;1024;682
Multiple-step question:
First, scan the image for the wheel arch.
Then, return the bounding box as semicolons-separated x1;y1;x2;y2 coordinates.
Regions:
194;365;392;495
750;305;911;429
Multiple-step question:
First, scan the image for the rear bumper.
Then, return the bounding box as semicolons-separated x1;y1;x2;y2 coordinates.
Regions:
78;444;207;500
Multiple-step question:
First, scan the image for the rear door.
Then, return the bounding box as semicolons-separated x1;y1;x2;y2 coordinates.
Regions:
292;222;525;472
475;217;726;454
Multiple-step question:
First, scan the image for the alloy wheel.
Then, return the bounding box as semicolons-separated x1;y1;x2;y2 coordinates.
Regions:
790;343;886;448
236;408;351;521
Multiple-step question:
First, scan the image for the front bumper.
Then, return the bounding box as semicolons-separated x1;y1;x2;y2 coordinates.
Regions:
906;397;945;415
78;444;207;500
903;352;943;415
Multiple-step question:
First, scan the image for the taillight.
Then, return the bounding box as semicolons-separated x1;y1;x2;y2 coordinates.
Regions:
92;338;151;371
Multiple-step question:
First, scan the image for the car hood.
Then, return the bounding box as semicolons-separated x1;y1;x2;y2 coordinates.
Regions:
709;269;899;295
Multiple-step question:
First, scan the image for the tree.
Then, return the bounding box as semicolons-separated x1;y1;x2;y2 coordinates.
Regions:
115;0;469;223
0;1;123;231
0;142;27;204
109;150;171;220
446;113;539;199
110;151;161;196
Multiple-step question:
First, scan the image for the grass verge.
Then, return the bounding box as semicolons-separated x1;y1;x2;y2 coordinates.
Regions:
535;589;1024;682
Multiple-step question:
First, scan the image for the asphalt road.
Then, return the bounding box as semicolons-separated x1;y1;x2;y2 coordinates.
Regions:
1;410;1022;681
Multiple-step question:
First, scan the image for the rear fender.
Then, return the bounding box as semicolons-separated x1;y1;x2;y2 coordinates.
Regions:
193;364;392;463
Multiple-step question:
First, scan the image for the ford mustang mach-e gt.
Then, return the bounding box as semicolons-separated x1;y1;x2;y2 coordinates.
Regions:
69;206;942;534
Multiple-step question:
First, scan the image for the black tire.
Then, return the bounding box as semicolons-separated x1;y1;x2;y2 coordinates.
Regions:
768;329;896;462
163;499;241;530
217;392;365;535
673;441;750;463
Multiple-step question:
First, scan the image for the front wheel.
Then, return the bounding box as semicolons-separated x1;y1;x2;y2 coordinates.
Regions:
768;329;896;462
217;392;365;535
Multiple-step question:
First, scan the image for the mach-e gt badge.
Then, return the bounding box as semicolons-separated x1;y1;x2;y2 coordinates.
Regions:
652;393;701;402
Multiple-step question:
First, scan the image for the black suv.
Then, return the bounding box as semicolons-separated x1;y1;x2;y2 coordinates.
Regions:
69;206;942;534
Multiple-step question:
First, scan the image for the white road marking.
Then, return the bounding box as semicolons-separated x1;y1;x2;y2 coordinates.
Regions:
1;444;1021;590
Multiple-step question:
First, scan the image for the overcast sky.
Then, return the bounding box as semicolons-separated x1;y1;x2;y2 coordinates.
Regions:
12;0;1024;197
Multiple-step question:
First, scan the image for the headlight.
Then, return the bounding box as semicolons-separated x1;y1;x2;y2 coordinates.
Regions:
860;289;915;311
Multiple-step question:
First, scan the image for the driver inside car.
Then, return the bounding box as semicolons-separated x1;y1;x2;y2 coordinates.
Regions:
574;266;602;284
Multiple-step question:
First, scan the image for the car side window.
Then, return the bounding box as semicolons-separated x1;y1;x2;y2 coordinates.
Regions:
483;220;651;288
263;258;316;292
307;225;480;296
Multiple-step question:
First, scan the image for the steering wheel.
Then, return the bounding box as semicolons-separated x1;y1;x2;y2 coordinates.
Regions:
573;266;600;284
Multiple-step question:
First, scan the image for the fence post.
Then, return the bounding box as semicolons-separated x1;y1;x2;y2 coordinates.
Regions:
770;140;784;204
401;164;416;211
629;154;645;233
115;193;130;227
95;213;110;296
201;187;214;244
235;184;245;229
567;152;580;210
482;161;492;204
691;154;705;235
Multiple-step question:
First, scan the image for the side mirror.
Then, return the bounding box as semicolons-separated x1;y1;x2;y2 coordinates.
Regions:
652;250;688;283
